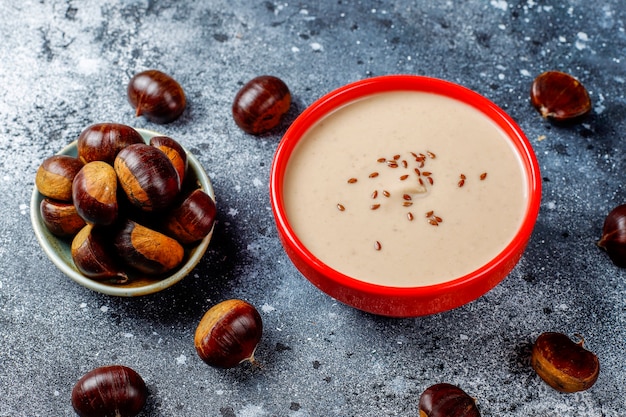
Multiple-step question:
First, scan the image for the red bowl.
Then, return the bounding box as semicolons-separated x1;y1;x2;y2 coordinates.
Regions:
270;75;541;317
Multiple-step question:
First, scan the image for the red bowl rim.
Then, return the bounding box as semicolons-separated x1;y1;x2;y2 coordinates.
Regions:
270;75;541;302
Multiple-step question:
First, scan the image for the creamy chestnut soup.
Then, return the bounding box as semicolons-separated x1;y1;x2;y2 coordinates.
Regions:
283;91;527;287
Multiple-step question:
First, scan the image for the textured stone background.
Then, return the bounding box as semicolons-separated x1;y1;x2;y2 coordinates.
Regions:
1;1;625;416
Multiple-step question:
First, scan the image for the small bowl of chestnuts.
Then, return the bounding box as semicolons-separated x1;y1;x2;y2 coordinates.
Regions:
270;75;542;317
31;123;216;296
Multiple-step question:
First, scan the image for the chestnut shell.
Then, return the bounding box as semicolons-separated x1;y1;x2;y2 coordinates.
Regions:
531;332;600;393
530;71;591;122
194;299;263;368
232;75;291;135
77;123;144;165
71;365;147;417
598;204;626;268
418;383;480;417
127;69;186;124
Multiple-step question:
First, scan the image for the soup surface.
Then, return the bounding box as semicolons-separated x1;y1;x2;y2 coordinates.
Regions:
283;91;527;287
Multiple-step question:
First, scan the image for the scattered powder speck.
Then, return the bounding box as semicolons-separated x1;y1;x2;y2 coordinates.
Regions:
460;334;469;340
291;46;300;53
594;93;606;114
216;389;224;395
176;354;187;365
227;207;239;217
19;204;28;215
498;73;505;80
252;178;263;187
123;333;134;338
558;35;567;43
53;391;59;397
79;303;87;308
239;404;267;417
520;69;531;77
310;42;323;52
0;281;3;289
100;306;109;312
234;185;242;192
261;303;276;313
558;303;569;311
490;0;508;11
575;32;589;50
546;201;557;210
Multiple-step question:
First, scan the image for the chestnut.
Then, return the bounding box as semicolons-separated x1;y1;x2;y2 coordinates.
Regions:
232;75;291;135
40;198;86;237
113;219;184;275
127;69;186;124
149;135;187;187
72;161;119;226
194;299;263;369
530;71;591;122
162;189;216;244
77;123;144;165
531;332;600;393
418;383;480;417
71;365;147;417
71;224;127;282
35;155;84;201
597;204;626;268
114;143;181;212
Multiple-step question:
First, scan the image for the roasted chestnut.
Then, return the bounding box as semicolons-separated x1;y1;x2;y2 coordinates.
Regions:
597;204;626;268
114;219;184;275
71;365;147;417
40;198;86;237
530;71;591;122
162;189;216;244
127;69;186;124
35;155;84;201
149;136;187;187
194;299;263;368
418;383;480;417
531;332;600;393
72;161;119;226
114;143;181;212
232;75;291;135
71;224;127;282
77;123;144;165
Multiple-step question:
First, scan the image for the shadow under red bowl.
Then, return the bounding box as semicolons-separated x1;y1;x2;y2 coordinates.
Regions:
270;75;541;317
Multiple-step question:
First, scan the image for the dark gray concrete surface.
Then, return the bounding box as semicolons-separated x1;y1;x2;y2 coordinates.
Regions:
1;1;625;416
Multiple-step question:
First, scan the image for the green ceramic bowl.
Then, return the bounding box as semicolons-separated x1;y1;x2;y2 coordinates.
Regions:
30;128;215;296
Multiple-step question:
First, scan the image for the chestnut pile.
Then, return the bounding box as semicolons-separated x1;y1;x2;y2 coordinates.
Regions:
35;122;216;283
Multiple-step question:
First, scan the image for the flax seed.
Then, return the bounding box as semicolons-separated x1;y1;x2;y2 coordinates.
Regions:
387;161;398;168
422;171;432;177
480;172;487;180
427;177;434;185
460;174;466;180
429;219;439;226
401;160;408;168
337;203;345;211
400;174;409;181
369;172;379;178
427;151;436;159
348;177;358;184
383;190;391;197
371;204;381;210
377;157;387;163
374;241;382;251
403;194;412;201
402;201;413;207
426;211;434;217
407;212;414;221
458;179;465;187
435;216;443;223
371;190;378;199
393;154;401;160
414;168;421;176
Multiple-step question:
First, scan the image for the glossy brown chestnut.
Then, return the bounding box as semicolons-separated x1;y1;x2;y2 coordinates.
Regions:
71;224;128;282
418;383;480;417
77;123;144;165
232;75;291;135
114;143;181;212
40;198;86;237
71;365;147;417
597;204;626;268
149;135;187;187
35;155;84;201
194;299;263;368
530;71;591;122
531;332;600;393
72;161;119;226
162;189;216;244
127;69;186;124
114;219;184;275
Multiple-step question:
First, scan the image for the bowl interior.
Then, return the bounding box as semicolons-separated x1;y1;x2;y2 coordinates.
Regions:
270;75;541;315
31;128;214;297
